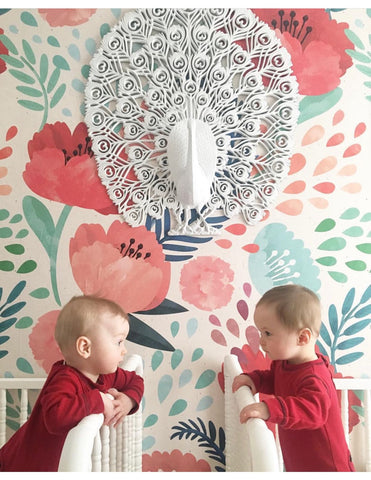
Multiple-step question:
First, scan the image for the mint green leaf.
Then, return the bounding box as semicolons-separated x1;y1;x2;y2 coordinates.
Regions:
0;54;24;68
53;55;70;71
47;36;60;47
17;260;37;274
345;260;366;271
39;53;48;83
8;68;35;84
318;237;346;251
357;64;371;77
47;67;60;94
22;39;36;65
50;83;66;108
29;287;49;299
315;218;336;232
316;256;336;266
20;11;38;27
16;85;43;97
356;243;371;254
0;34;18;55
195;369;216;389
345;29;365;50
345;49;370;63
22;196;56;256
341;208;360;220
169;399;187;416
298;88;342;124
17;99;44;111
328;271;347;283
0;261;14;272
16;357;34;374
15;316;33;329
143;414;158;428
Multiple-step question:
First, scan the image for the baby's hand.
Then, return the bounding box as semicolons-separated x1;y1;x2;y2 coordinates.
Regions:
99;392;115;425
240;402;269;423
105;388;136;428
232;374;257;395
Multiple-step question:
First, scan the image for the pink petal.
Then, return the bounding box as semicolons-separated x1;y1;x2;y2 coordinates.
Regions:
237;299;249;321
243;283;251;297
309;197;329;209
313;156;337;176
332;110;344;126
215;239;232;249
301;125;325;146
341;183;362;193
227;318;240;337
313;182;335;194
338;165;357;176
326;133;344;147
211;329;227;346
343;144;361;158
289;153;306;175
354;122;366;138
283;180;306;194
225;223;247;235
242;244;259;253
209;314;221;326
276;199;303;216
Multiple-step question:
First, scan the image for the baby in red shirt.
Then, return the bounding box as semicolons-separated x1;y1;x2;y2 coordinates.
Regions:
0;295;144;471
233;285;354;472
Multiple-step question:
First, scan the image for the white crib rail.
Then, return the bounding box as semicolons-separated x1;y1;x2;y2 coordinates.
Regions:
0;353;143;472
224;354;371;472
224;354;280;471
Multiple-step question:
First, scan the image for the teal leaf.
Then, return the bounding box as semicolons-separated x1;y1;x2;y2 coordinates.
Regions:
0;34;18;55
47;36;60;47
355;305;371;318
335;352;363;365
47;68;60;94
142;436;155;451
16;260;37;274
15;316;33;329
197;396;213;411
143;414;158;428
16;85;43;97
20;11;38;27
187;317;198;337
192;348;203;361
0;318;17;333
1;302;26;317
17;99;44;111
127;313;174;351
151;350;163;371
195;370;216;389
337;337;364;350
29;288;49;299
39;54;48;83
342;288;355;316
318;237;346;251
320;323;332;347
169;399;187;416
136;298;188;315
315;218;336;232
170;321;179;337
179;369;192;387
360;285;371;304
52;55;70;71
328;271;347;283
328;304;338;335
16;357;34;374
22;39;36;65
171;349;183;370
343;319;370;336
158;374;172;403
22;196;55;256
298;88;342;124
0;54;24;68
6;281;26;304
50;83;66;108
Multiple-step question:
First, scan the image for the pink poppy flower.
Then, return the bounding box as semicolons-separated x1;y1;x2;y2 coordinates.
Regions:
180;256;234;311
69;220;171;313
38;9;96;27
28;310;63;374
23;122;117;215
143;449;211;472
0;28;8;74
252;9;354;95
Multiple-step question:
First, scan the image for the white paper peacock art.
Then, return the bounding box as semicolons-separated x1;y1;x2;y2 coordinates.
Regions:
85;8;299;235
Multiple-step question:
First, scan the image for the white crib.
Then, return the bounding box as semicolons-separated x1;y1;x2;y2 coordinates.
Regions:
224;354;371;472
0;353;143;472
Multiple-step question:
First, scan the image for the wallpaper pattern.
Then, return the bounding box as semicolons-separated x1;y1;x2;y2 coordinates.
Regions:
0;8;370;471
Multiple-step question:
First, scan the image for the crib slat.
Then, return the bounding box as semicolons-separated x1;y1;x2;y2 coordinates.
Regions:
0;389;6;448
340;389;349;446
91;434;102;472
365;389;371;472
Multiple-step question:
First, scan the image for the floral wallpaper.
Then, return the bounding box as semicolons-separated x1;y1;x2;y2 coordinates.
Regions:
0;7;370;472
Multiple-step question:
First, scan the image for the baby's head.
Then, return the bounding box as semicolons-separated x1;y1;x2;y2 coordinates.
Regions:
256;284;322;337
55;295;128;359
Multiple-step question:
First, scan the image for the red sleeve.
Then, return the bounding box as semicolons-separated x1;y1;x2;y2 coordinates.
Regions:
247;363;276;395
264;375;331;429
102;368;144;414
40;371;104;435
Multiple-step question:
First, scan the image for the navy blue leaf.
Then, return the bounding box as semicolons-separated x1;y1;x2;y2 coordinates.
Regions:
127;314;174;351
342;288;355;315
320;323;332;347
337;337;364;350
136;298;188;315
360;285;371;304
208;421;216;441
343;319;371;336
163;243;198;252
161;234;212;244
355;305;371;318
165;254;193;262
0;301;26;317
328;304;338;335
5;281;26;305
219;427;225;451
335;352;363;365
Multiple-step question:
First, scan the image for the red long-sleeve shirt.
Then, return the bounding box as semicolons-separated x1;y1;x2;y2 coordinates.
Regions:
247;354;355;472
0;360;144;471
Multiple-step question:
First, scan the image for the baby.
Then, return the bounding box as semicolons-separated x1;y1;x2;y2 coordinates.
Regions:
0;295;144;472
233;285;355;472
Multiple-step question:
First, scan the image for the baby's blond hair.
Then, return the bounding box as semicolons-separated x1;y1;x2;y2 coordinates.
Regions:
256;284;322;336
55;295;128;354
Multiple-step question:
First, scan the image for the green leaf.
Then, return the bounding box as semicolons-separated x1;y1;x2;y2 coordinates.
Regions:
39;53;48;83
15;316;33;329
127;313;175;351
192;348;203;361
29;288;49;299
0;318;17;333
343;226;363;237
16;260;37;274
342;288;355;316
355;305;371;318
343;319;371;336
345;49;371;63
151;350;163;371
16;357;34;374
0;227;12;238
47;67;60;94
315;218;336;232
341;208;360;220
8;68;35;84
0;261;14;272
318;237;346;251
298;88;342;124
17;99;44;111
10;214;22;224
16;85;43;97
22;39;36;65
360;285;371;304
328;304;338;335
328;271;347;283
171;349;183;370
22;196;56;256
5;244;25;255
15;229;28;239
337;337;364;350
316;256;336;267
345;29;365;50
0;54;24;68
0;34;18;55
356;243;371;254
357;64;371;77
195;369;216;389
169;399;187;416
136;298;188;315
0;209;10;221
50;83;66;108
345;260;366;271
53;55;70;71
20;11;38;27
47;36;60;47
335;352;363;365
143;414;158;428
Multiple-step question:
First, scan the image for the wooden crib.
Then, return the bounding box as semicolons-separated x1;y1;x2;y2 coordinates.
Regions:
224;354;371;472
0;353;143;472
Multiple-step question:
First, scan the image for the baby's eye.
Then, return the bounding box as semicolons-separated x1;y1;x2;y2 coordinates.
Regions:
264;331;272;337
117;340;123;346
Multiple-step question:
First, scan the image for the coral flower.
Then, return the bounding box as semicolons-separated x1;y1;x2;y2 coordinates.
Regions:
28;310;63;374
0;28;8;74
23;122;117;214
143;449;211;472
69;220;171;313
180;256;234;311
38;9;96;27
253;9;354;95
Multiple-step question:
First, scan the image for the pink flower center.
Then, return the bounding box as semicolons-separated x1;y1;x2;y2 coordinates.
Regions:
271;10;313;44
119;238;151;260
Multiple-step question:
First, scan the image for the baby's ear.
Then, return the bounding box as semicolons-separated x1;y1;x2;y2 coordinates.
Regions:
298;328;312;346
76;336;91;358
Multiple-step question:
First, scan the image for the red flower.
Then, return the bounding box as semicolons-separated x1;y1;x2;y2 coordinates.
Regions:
143;449;211;472
23;122;117;214
69;220;171;313
38;9;96;27
0;28;8;74
252;9;354;96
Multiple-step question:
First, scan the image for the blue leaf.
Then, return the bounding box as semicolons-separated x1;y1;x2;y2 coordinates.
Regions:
360;285;371;304
165;254;193;262
343;319;371;336
337;337;364;350
328;304;338;335
335;352;363;365
136;298;188;315
163;243;198;252
342;288;355;315
316;339;328;357
355;305;371;318
320;323;332;347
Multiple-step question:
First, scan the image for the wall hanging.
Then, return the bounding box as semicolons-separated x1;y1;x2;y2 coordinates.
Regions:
85;8;299;235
